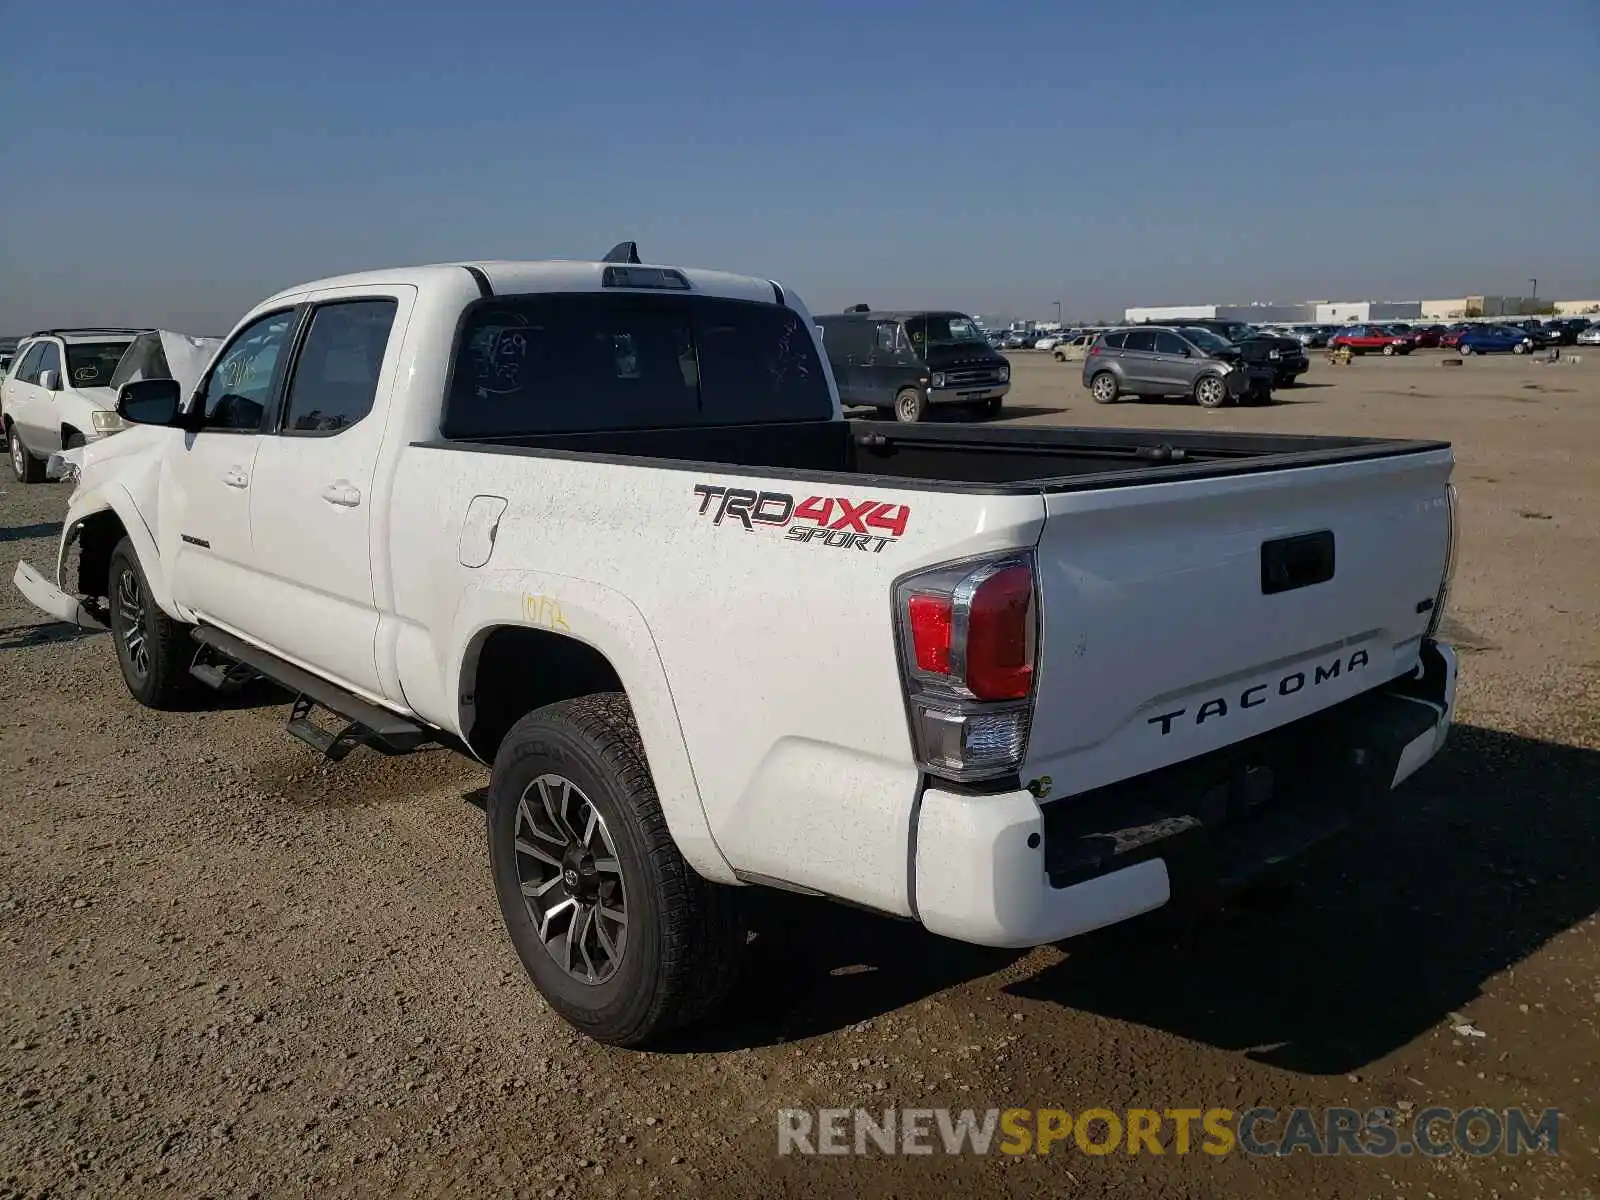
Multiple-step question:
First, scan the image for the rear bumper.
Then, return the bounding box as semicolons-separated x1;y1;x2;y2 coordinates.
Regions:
912;640;1458;948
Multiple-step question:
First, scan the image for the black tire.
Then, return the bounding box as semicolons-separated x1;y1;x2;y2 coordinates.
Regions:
66;431;86;450
487;693;744;1047
1089;371;1119;404
976;397;1003;419
1382;343;1396;356
9;424;45;484
107;537;194;710
1194;374;1229;409
893;387;928;423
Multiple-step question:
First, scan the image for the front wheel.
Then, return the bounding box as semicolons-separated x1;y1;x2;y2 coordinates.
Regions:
1382;344;1396;356
1089;371;1119;404
1460;345;1473;356
1194;374;1228;409
9;425;45;484
107;538;194;709
894;387;928;423
487;693;744;1047
975;397;1003;419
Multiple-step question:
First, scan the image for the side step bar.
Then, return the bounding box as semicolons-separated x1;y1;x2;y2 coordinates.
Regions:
190;626;435;762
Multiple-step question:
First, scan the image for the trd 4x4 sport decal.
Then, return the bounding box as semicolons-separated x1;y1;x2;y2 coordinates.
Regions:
693;484;910;553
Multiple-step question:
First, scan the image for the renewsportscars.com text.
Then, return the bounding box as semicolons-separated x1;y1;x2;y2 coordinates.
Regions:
777;1106;1561;1158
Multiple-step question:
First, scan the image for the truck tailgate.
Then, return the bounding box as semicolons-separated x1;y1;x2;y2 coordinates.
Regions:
1024;447;1454;797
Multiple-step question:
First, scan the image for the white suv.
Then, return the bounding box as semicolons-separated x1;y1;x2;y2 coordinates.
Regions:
3;328;144;483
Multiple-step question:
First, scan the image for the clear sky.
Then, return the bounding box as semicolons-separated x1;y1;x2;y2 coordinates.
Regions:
2;0;1596;333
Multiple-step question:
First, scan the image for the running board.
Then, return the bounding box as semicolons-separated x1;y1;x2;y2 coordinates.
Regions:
190;626;435;761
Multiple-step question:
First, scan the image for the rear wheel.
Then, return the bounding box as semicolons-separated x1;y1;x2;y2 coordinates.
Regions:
1089;371;1119;404
487;693;744;1046
893;387;928;423
9;425;45;484
107;538;194;710
1512;342;1527;355
1194;374;1228;409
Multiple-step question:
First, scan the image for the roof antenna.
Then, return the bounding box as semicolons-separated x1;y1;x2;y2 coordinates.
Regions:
602;241;641;264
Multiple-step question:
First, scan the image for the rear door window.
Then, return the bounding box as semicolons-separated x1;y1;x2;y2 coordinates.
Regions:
1099;332;1127;350
279;300;398;434
1124;331;1157;353
445;293;832;438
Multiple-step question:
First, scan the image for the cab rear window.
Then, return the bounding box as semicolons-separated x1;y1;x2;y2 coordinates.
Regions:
443;293;832;438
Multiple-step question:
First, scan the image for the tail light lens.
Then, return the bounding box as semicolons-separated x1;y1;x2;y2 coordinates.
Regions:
895;554;1038;782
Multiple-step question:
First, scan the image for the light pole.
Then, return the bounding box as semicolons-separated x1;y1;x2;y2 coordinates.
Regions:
1529;278;1537;312
1053;300;1062;326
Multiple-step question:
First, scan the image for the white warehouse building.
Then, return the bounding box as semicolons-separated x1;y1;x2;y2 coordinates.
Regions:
1124;300;1424;325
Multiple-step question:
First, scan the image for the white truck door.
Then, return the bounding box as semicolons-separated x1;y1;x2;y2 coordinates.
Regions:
163;309;298;629
243;287;413;700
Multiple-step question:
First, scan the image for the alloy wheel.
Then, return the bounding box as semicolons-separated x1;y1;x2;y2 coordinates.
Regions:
513;773;628;985
115;566;150;680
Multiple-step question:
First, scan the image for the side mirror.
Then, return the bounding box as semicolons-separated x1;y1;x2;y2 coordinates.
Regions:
39;369;60;391
116;378;185;427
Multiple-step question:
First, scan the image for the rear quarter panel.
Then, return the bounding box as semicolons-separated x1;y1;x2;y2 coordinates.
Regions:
386;446;1045;913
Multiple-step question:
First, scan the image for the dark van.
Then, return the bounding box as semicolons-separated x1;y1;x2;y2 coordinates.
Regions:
813;308;1011;422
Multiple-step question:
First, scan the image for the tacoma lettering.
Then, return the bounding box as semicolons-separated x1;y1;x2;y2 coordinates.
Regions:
1147;650;1371;736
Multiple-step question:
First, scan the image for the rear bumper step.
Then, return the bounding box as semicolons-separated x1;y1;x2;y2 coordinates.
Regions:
191;626;435;760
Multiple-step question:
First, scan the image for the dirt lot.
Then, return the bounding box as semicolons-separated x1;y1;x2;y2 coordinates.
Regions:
2;349;1597;1199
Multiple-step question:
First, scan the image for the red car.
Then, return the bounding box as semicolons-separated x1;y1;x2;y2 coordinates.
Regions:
1329;325;1414;356
1439;325;1472;349
1409;324;1446;348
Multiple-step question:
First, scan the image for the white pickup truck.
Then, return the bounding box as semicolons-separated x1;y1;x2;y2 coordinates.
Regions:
15;245;1460;1046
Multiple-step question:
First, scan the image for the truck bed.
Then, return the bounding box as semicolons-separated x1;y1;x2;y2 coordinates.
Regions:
430;419;1447;494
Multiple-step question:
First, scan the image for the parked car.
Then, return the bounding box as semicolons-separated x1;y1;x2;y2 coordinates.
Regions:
1141;318;1308;386
1541;317;1591;346
3;327;148;481
1051;332;1099;363
1410;325;1447;348
1506;319;1561;349
1084;325;1273;407
1329;326;1414;356
815;308;1010;421
1001;331;1033;350
12;245;1461;1048
0;337;18;376
1575;322;1600;346
1033;333;1064;351
1457;325;1536;355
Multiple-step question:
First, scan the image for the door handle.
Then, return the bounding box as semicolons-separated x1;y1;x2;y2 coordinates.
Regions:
321;481;362;508
222;467;249;489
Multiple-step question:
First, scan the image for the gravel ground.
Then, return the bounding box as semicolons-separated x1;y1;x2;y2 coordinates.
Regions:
2;349;1597;1199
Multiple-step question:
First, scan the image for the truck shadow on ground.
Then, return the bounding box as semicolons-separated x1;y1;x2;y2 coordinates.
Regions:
0;521;64;544
0;620;104;651
679;724;1599;1071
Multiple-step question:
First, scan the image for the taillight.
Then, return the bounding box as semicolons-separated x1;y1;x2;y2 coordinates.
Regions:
894;554;1038;782
1087;345;1101;357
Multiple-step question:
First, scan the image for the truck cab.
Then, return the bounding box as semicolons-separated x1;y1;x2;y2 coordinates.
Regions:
814;308;1011;422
